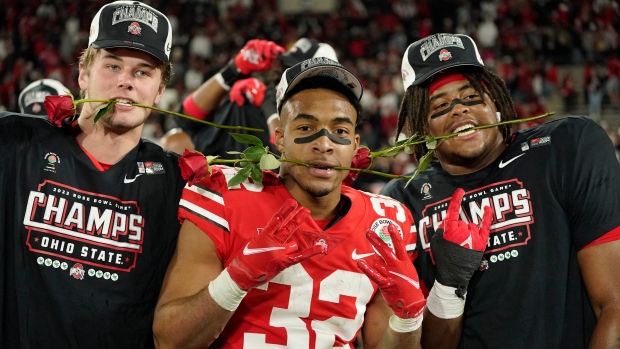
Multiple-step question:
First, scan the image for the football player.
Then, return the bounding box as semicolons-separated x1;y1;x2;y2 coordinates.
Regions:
382;33;620;348
154;58;434;349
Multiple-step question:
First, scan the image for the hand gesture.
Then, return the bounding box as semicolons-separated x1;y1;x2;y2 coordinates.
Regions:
234;39;285;75
358;224;426;319
431;188;492;298
229;78;266;107
227;199;326;290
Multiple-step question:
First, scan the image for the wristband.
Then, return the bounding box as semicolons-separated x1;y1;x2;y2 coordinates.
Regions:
389;313;423;333
431;228;483;299
182;93;210;119
426;280;466;319
217;59;249;90
208;268;248;311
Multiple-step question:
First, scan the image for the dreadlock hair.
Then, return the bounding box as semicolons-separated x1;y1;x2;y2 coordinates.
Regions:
397;66;516;160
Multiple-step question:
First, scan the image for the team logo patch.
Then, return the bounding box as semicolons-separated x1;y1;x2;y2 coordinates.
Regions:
32;102;42;113
438;49;452;61
369;218;403;252
241;48;262;65
44;152;60;173
530;136;551;148
127;21;142;35
70;263;85;280
479;257;489;271
420;183;432;200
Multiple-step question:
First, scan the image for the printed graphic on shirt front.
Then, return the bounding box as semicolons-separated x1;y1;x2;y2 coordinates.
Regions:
24;180;144;273
414;179;534;254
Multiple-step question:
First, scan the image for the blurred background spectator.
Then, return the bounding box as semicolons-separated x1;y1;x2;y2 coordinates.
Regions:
2;0;619;192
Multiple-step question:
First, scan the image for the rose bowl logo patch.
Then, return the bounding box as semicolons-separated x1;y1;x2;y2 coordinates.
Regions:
369;218;403;252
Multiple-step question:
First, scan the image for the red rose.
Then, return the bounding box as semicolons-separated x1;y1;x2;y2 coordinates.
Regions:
179;150;210;186
44;95;76;127
343;147;372;186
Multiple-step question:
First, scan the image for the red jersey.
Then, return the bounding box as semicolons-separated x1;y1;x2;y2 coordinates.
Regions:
179;166;416;349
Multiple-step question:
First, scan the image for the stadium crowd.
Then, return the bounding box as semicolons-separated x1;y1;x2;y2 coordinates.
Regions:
1;0;619;191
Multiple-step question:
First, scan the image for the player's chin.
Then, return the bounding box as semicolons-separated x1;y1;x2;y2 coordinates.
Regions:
303;185;333;198
301;178;342;197
107;113;148;130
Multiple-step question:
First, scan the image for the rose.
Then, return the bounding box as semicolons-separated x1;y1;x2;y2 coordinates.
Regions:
44;95;76;127
343;147;372;186
179;150;211;186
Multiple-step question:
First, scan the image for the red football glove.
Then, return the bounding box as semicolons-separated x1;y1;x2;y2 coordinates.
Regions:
358;224;426;319
227;199;326;290
229;78;267;107
233;39;285;75
430;188;492;299
442;188;491;251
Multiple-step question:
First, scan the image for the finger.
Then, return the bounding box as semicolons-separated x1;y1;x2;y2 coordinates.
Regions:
230;90;244;106
245;39;259;51
445;188;465;227
357;260;391;288
263;199;298;235
267;42;286;57
371;256;390;278
288;243;327;264
273;205;310;243
387;224;408;260
365;230;397;263
478;205;493;243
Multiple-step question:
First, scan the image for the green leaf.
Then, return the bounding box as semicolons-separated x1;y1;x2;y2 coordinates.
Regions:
226;151;244;155
227;166;252;187
405;150;434;188
93;102;115;124
206;155;220;164
260;154;281;170
426;138;437;150
404;146;414;155
384;148;400;158
393;138;409;147
249;164;263;183
243;145;267;160
230;133;263;147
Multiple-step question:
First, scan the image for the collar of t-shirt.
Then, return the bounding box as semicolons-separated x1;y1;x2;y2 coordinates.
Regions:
71;119;113;171
312;195;352;230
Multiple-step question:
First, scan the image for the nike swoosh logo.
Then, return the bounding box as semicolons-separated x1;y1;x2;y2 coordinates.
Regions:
243;243;285;256
352;249;375;260
124;174;143;184
389;271;420;289
498;154;525;168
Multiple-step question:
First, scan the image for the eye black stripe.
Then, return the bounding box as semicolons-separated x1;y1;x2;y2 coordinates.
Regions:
430;98;484;119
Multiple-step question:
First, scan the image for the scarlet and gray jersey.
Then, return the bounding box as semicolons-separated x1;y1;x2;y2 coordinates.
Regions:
179;166;417;349
0;112;186;348
381;116;620;348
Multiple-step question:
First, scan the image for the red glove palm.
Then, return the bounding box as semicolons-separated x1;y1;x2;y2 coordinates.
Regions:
234;39;285;75
229;78;267;107
441;188;491;251
227;199;326;290
358;225;426;319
